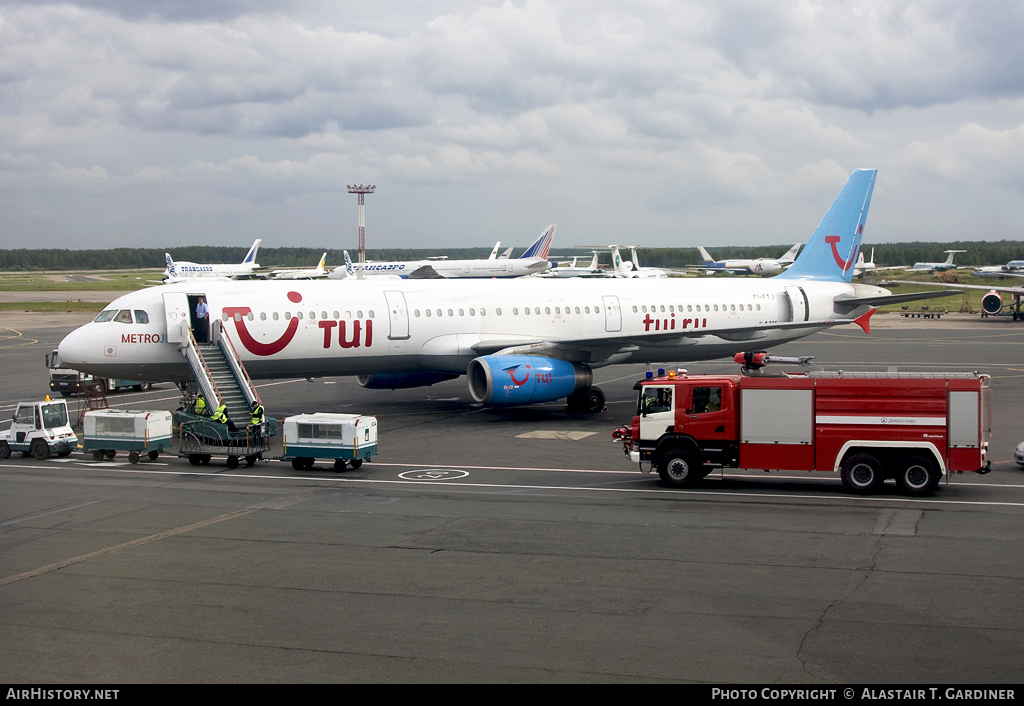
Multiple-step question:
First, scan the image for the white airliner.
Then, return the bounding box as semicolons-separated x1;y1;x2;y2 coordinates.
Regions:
327;226;555;279
267;253;328;280
908;250;966;272
971;260;1024;279
59;170;953;412
163;239;261;282
695;243;801;276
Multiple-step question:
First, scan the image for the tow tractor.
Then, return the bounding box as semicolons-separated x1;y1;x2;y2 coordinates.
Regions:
0;397;78;460
613;352;991;496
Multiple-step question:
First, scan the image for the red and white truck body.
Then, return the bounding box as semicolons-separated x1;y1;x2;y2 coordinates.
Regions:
613;355;991;496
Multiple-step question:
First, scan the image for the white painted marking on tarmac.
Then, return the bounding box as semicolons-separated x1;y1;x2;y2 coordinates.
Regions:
515;431;598;440
399;469;469;481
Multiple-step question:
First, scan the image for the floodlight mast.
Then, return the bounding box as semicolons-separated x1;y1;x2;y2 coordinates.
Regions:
346;184;376;267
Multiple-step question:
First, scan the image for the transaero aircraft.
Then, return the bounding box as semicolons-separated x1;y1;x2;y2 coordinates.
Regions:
59;170;952;412
326;225;555;279
163;239;261;282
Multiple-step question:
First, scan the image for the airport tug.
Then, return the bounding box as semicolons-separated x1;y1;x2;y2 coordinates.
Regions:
613;352;991;496
0;397;77;460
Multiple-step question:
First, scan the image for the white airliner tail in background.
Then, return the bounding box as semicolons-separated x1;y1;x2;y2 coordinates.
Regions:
163;239;262;282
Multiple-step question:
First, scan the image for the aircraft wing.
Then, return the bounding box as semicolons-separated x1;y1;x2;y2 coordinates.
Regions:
886;280;1024;295
406;265;447;279
469;313;875;364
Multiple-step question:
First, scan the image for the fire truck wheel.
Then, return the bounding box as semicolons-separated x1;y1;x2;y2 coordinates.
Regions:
0;441;10;460
840;453;883;494
31;439;50;460
658;451;701;488
896;455;940;496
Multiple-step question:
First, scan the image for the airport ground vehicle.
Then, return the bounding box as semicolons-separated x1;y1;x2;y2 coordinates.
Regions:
177;415;272;468
47;349;150;396
1015;440;1024;468
281;413;377;471
612;352;991;496
0;398;77;460
82;409;172;463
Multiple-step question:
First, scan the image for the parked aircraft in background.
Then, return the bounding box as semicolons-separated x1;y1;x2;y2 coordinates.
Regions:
163;239;261;282
59;169;957;413
328;225;555;279
694;243;801;276
972;260;1024;279
851;248;909;277
908;250;966;272
267;253;328;280
543;252;604;278
612;246;668;278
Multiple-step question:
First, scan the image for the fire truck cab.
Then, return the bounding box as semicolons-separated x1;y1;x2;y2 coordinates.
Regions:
614;353;991;497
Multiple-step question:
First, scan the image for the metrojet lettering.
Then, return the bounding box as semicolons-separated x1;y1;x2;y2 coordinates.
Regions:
121;333;163;344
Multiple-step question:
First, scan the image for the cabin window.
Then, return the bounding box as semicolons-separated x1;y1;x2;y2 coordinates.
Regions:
436;309;442;317
296;312;303;320
575;306;581;314
595;306;600;313
93;309;118;323
756;304;761;311
425;309;431;317
481;308;487;316
523;308;529;315
114;310;133;324
459;309;464;316
321;311;328;319
414;310;421;317
285;312;291;320
273;312;279;321
545;307;551;315
660;305;665;312
260;312;267;321
469;308;475;316
633;306;638;313
448;309;454;317
641;305;646;313
369;310;375;318
247;313;254;321
534;307;540;315
585;306;590;314
357;310;364;318
134;310;150;324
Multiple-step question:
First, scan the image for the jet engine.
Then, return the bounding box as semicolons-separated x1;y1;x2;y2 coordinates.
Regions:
356;372;459;389
981;290;1003;315
467;355;592;407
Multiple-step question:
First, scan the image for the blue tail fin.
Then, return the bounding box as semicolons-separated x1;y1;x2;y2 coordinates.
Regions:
241;239;261;265
520;225;556;259
777;169;876;282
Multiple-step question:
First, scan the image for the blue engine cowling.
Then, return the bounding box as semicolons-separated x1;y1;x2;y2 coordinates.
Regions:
981;291;1003;315
357;372;459;389
467;355;592;406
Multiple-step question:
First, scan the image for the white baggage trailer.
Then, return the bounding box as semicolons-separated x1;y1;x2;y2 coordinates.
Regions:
282;413;377;471
83;409;173;463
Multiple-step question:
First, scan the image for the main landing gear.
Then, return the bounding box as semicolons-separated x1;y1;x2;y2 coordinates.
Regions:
566;387;606;413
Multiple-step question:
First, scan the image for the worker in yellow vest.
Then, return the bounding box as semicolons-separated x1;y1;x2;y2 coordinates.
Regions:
249;400;265;444
194;393;208;417
211;403;238;432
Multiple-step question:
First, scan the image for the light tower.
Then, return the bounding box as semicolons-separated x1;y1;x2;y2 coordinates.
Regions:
347;184;376;266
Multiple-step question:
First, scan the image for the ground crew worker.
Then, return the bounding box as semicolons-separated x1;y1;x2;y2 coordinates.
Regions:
211;403;238;432
194;393;208;417
249;400;265;443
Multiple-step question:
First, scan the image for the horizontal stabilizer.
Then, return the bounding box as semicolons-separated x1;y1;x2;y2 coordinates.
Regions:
832;289;960;314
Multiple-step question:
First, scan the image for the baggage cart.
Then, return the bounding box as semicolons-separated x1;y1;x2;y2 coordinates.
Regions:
83;409;172;463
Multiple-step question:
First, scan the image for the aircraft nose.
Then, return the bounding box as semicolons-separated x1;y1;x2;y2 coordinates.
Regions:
57;323;93;368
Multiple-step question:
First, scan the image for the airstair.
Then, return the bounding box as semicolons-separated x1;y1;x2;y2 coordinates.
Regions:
180;319;260;426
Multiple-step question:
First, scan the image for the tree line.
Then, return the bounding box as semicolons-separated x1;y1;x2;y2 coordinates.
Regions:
1;241;1023;271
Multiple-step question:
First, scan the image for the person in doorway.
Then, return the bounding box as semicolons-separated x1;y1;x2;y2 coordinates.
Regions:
194;297;209;343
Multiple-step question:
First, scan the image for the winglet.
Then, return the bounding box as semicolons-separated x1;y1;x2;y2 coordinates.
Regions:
853;308;876;334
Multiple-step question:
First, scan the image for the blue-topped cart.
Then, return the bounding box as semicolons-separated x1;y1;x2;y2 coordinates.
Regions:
281;413;377;471
83;409;173;463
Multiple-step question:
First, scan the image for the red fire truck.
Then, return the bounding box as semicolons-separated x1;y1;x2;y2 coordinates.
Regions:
612;352;991;496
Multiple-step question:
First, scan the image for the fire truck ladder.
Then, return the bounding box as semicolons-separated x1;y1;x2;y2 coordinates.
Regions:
180;320;261;424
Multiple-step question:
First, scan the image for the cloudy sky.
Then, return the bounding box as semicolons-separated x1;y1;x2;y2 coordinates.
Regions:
1;0;1023;252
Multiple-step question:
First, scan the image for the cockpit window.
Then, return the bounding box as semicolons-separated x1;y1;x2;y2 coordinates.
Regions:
114;310;133;324
94;310;118;323
134;310;149;324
